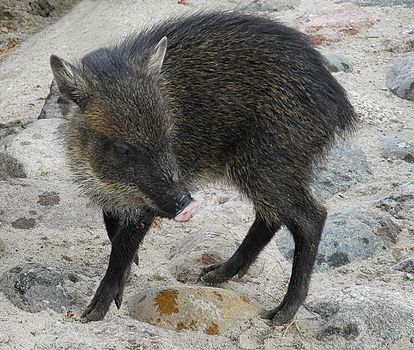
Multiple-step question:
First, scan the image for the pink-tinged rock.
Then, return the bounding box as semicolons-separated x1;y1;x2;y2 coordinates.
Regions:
300;3;375;44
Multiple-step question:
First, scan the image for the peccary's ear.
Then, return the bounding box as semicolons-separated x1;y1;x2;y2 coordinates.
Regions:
50;55;86;104
147;36;167;74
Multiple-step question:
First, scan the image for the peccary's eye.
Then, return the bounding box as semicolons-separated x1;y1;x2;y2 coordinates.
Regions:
113;142;131;157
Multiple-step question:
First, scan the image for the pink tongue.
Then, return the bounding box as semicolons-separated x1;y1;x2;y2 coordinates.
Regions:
174;201;198;222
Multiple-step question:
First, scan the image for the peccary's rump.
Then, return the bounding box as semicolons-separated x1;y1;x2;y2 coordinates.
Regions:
50;12;357;324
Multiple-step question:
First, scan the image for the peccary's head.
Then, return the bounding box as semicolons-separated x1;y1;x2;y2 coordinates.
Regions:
50;37;195;221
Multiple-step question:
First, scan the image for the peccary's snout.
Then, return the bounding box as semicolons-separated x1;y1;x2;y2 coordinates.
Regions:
176;193;192;214
173;193;197;222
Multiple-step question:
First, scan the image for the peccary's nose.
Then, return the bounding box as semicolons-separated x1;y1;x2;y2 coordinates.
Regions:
174;193;198;222
175;193;193;214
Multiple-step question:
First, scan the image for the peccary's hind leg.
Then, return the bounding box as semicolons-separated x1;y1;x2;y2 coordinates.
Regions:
104;211;139;266
81;209;155;322
263;191;326;325
200;213;281;284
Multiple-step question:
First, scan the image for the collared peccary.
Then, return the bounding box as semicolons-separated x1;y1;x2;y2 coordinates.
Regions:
50;11;357;324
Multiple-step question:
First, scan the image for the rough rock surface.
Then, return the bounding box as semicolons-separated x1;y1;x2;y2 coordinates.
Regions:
320;51;353;73
0;152;26;179
277;207;400;271
300;3;375;44
393;257;414;273
38;79;64;119
312;142;371;201
380;137;414;163
386;54;414;101
377;181;414;220
306;286;414;349
128;286;264;334
0;119;69;178
0;262;99;313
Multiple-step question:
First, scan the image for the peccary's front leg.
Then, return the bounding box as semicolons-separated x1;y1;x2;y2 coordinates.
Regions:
103;211;139;265
81;209;155;322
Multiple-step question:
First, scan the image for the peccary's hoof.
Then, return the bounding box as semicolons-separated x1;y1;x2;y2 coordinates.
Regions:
81;295;110;322
81;287;125;322
81;306;107;323
261;307;296;326
81;280;123;322
199;263;232;285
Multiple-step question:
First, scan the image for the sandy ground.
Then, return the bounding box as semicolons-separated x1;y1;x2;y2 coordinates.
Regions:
0;0;413;349
0;0;80;60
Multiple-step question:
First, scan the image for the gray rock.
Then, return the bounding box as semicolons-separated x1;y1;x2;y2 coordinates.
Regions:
128;286;264;334
0;263;99;313
38;80;64;120
386;54;414;101
380;137;414;163
0;118;69;178
312;142;371;201
306;286;414;349
338;0;414;7
394;257;414;273
277;207;400;271
320;51;353;73
377;181;414;220
0;178;102;230
0;152;26;179
242;0;301;11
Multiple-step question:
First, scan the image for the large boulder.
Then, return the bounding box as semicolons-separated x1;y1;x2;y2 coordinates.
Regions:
307;286;414;349
0;263;99;313
312;142;371;201
277;206;400;271
0;119;69;178
128;286;264;334
300;3;374;44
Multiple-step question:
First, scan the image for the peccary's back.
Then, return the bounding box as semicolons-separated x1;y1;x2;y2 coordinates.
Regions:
118;12;357;176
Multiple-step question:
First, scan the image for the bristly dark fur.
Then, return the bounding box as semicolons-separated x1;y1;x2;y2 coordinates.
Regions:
50;11;358;324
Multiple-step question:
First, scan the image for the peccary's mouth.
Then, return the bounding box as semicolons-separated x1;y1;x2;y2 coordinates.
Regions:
174;195;198;222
